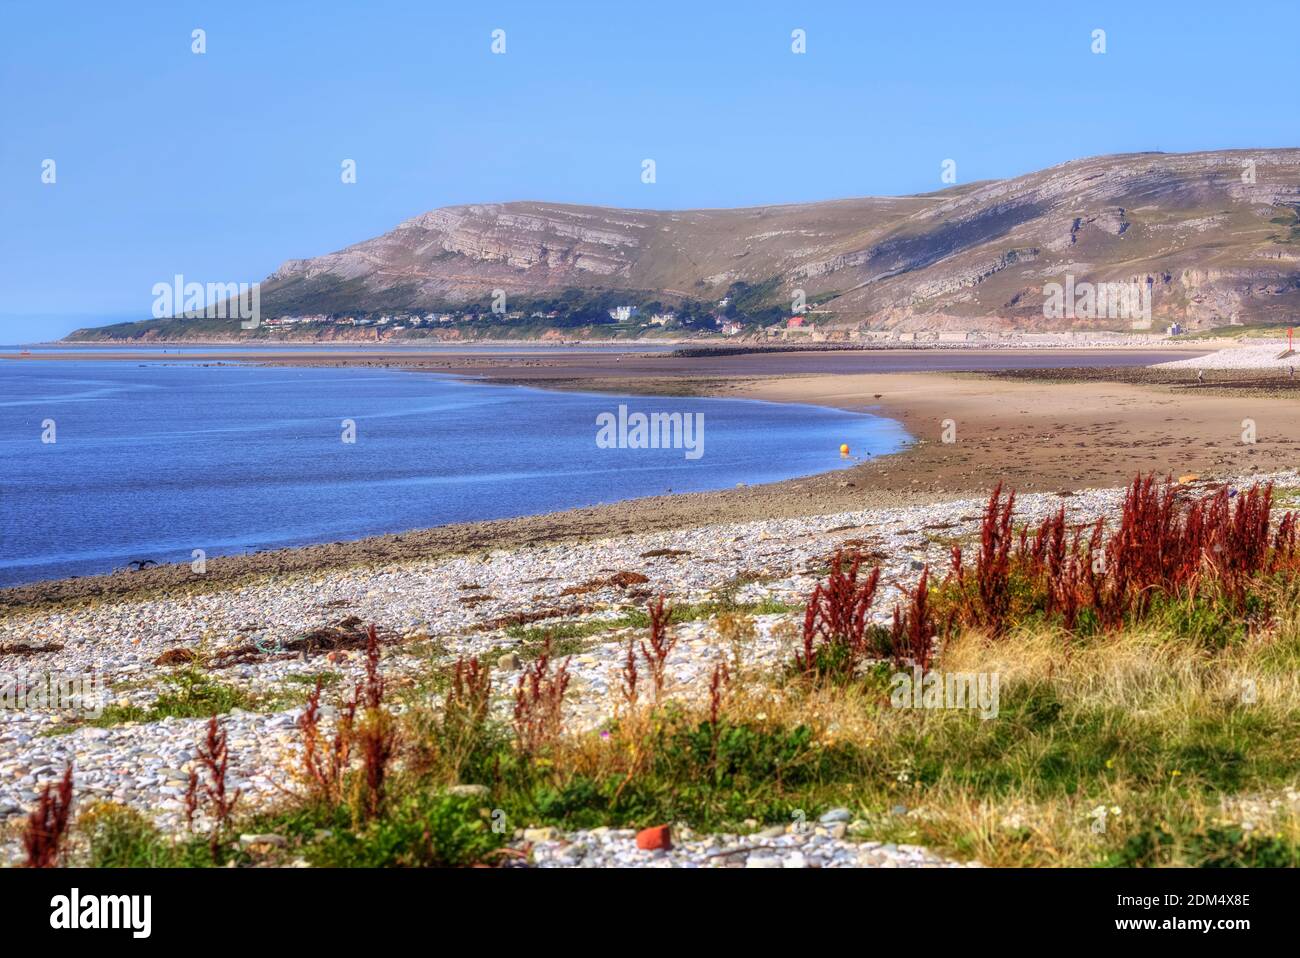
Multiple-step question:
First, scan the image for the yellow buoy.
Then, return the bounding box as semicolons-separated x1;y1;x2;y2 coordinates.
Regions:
839;443;850;456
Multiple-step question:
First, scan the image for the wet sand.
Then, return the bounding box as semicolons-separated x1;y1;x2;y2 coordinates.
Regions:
3;346;1195;377
15;344;1300;610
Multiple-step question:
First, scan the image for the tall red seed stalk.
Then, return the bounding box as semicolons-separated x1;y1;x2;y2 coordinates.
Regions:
797;550;882;675
890;567;937;669
1273;511;1298;567
949;474;1295;638
974;483;1016;636
297;678;357;806
354;624;396;820
706;660;731;775
621;637;639;708
513;638;571;755
294;623;394;820
639;595;678;702
708;660;730;727
22;765;73;868
1049;550;1087;635
187;716;241;861
445;655;492;735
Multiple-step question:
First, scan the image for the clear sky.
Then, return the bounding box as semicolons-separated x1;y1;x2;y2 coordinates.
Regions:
2;0;1297;342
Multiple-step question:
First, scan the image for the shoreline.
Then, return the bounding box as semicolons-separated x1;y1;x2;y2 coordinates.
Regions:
26;335;1213;349
13;344;1300;610
11;344;1213;362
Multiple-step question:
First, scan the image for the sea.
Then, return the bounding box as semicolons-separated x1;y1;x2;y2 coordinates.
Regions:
0;356;909;586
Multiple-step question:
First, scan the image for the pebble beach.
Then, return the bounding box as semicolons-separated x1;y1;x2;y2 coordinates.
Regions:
6;468;1291;867
1157;340;1300;370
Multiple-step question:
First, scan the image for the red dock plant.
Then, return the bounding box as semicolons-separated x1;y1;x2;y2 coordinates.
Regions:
1207;482;1274;596
797;549;882;677
353;624;397;820
186;716;241;861
621;637;639;707
943;473;1297;641
708;660;731;726
444;655;491;741
22;764;73;868
295;623;396;821
513;637;571;755
639;595;678;702
1273;510;1298;566
970;483;1016;636
1087;476;1278;625
890;567;937;670
705;660;732;773
298;678;357;807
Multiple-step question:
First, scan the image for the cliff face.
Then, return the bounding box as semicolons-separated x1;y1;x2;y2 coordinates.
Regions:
836;149;1300;331
77;149;1300;339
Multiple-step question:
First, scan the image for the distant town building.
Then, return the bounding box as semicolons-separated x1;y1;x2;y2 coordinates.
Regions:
767;318;817;339
609;306;638;322
263;315;327;327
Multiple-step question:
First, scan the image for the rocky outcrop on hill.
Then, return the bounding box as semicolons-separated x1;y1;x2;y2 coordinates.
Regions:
75;149;1300;339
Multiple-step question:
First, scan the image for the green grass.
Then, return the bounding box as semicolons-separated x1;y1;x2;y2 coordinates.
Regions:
1178;321;1299;340
43;667;257;736
1272;486;1300;509
1107;824;1300;868
487;715;850;832
73;786;506;869
284;670;344;688
79;804;220;868
298;792;504;867
468;679;1296;841
504;597;795;645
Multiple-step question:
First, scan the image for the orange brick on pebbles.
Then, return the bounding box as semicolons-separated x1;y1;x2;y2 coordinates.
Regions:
636;825;672;851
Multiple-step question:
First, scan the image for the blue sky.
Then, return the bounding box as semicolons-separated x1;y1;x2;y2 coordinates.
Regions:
2;0;1297;342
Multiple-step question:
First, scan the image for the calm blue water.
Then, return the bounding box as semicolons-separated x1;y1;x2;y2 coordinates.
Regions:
0;361;908;586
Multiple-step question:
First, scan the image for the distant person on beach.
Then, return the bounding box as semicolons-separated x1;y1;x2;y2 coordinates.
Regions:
1197;369;1204;383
